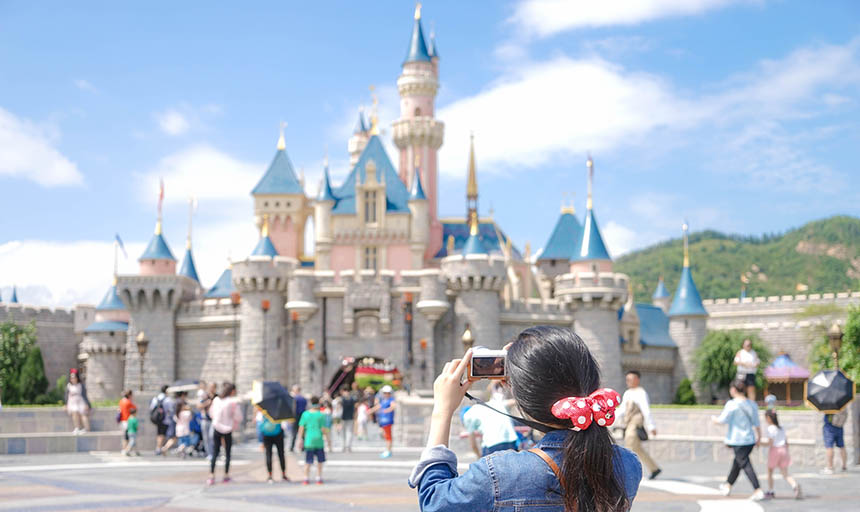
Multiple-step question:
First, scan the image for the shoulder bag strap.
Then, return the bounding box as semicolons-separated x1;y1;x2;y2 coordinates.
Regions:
528;447;565;493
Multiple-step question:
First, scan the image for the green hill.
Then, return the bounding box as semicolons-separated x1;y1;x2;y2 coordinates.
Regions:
615;216;860;303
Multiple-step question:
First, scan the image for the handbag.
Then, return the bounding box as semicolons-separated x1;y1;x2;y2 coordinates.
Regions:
636;426;649;441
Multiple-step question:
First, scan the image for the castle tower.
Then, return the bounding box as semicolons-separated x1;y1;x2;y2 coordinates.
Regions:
80;279;129;401
347;109;370;166
9;286;17;303
139;185;177;275
392;3;444;259
652;277;671;313
251;128;310;260
537;203;582;294
668;222;708;390
441;212;506;350
313;160;336;269
408;157;429;268
555;156;625;391
230;222;294;392
178;198;201;289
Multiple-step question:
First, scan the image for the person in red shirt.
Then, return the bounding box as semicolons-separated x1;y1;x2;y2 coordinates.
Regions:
118;389;136;455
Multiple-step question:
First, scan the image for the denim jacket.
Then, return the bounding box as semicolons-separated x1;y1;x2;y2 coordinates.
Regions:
409;430;642;511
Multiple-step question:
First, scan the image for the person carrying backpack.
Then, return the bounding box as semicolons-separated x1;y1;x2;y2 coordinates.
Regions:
149;385;168;455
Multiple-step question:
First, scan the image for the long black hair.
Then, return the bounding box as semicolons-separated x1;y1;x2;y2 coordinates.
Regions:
506;326;628;512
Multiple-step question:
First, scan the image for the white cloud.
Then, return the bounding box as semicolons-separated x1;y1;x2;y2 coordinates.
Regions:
138;144;263;205
601;221;639;258
156;109;191;136
436;38;860;193
511;0;754;38
0;240;145;307
73;79;97;93
0;107;84;187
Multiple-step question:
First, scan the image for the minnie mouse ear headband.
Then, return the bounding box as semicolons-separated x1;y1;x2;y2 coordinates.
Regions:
70;368;79;374
551;388;621;431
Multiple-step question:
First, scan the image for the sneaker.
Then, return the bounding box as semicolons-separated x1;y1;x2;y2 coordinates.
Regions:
316;479;324;485
794;483;802;499
267;477;274;485
302;479;310;485
649;469;662;480
206;477;215;486
222;476;232;484
764;491;775;499
822;467;834;475
750;489;765;501
282;474;289;482
380;451;392;458
154;449;162;456
719;483;731;496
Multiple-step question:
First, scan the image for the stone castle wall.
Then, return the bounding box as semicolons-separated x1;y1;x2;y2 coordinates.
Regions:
0;304;81;385
704;291;860;365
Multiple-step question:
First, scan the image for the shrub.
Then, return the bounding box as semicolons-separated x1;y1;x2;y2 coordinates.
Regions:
673;378;697;405
18;346;50;404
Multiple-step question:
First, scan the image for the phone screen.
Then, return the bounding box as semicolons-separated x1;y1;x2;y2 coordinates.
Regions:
471;356;506;378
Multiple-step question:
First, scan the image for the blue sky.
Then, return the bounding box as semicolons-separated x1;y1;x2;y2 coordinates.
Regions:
1;0;859;307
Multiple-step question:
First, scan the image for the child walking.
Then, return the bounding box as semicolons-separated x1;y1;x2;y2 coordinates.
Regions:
297;396;330;485
175;403;194;457
762;410;801;499
125;408;140;456
355;399;369;440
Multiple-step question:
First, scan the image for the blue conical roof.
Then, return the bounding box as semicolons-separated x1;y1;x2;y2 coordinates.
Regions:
252;146;304;195
572;208;610;261
404;16;432;64
331;135;410;215
462;233;488;255
539;210;582;261
317;165;336;202
354;111;369;134
652;278;670;299
205;267;236;298
179;247;200;283
252;236;278;257
410;167;426;201
428;32;439;59
10;286;18;304
668;267;707;316
96;283;126;311
140;232;176;261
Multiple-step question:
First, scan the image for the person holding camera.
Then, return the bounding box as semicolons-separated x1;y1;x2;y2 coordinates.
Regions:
615;370;661;480
409;326;642;512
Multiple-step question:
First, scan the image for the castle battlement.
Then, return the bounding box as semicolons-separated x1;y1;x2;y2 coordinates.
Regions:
703;290;860;314
0;303;75;323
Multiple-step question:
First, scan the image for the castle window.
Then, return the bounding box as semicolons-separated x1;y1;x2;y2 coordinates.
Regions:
264;201;269;207
275;202;279;207
364;191;377;223
414;107;422;117
363;246;378;270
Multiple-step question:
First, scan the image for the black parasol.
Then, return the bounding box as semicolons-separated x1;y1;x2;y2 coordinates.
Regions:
251;380;296;422
805;369;855;413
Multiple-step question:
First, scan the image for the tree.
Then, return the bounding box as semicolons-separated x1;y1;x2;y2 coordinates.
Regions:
0;321;38;404
695;330;771;395
810;305;860;380
17;345;50;404
673;378;696;405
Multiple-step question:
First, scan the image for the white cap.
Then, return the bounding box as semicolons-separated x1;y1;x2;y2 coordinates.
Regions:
381;385;393;393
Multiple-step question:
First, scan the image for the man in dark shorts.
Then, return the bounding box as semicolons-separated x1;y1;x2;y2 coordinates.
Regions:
298;396;329;484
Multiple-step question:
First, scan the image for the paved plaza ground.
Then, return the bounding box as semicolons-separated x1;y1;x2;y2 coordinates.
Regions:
0;434;857;512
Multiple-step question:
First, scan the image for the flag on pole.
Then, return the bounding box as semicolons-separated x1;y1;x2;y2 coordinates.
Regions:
115;234;127;258
158;178;165;218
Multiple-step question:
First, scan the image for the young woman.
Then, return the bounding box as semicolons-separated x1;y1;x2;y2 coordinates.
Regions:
64;369;91;434
733;339;760;400
207;382;243;486
712;379;764;500
409;326;642;512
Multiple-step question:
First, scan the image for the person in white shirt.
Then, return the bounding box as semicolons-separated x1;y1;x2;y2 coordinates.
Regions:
462;382;518;456
761;410;801;499
733;338;760;400
616;370;661;479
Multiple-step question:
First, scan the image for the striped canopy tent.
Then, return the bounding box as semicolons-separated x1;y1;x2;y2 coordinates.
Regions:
764;353;811;404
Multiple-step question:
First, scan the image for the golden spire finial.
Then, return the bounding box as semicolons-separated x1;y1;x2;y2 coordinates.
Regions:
469;210;479;236
447;234;455;255
369;85;379;135
277;121;286;150
414;2;422;20
414;151;421;169
586;154;594;210
262;213;270;238
155;219;162;235
682;220;690;267
467;132;478;200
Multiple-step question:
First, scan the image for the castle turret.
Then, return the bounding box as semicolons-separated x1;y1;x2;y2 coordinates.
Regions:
9;286;18;303
668;222;708;391
251;127;310;259
204;265;236;299
652;277;671;313
537;204;582;294
81;279;129;401
554;156;625;390
392;3;444;258
252;215;279;257
313;160;336;269
347;109;370;166
408;157;429;268
139;223;176;275
178;198;201;288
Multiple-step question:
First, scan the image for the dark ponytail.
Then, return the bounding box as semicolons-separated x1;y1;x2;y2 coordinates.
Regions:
506;326;628;512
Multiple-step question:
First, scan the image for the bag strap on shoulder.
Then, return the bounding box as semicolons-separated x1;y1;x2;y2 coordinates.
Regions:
528;447;565;493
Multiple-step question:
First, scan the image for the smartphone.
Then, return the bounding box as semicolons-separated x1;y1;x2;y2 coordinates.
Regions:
468;346;507;381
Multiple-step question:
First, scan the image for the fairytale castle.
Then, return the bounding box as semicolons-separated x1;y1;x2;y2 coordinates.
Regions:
4;6;858;404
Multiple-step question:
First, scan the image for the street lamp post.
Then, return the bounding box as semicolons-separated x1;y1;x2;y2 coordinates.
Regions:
461;323;474;351
135;331;149;392
230;292;241;382
828;322;843;370
261;299;271;380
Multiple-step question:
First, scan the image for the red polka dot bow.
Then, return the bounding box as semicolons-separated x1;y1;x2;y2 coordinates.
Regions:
551;388;621;431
